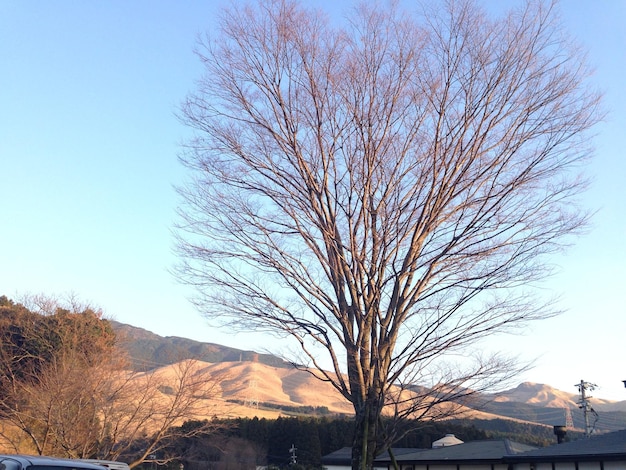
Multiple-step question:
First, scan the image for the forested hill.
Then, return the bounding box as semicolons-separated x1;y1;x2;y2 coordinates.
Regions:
110;320;293;370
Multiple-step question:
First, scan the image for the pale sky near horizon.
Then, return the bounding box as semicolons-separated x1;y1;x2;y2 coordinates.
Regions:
1;0;625;412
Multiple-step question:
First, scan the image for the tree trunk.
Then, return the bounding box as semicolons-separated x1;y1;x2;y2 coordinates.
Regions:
352;393;383;470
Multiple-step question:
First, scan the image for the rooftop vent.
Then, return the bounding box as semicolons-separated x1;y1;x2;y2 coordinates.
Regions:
432;433;464;448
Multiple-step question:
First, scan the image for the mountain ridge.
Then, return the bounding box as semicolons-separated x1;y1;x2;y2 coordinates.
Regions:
111;320;294;370
110;321;626;432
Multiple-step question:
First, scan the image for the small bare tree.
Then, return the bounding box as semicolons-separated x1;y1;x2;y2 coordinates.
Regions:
100;359;225;469
175;1;602;468
0;296;227;468
0;294;117;457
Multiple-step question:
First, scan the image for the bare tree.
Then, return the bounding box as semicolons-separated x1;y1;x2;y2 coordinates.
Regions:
0;295;117;457
175;1;602;468
100;359;226;469
0;296;227;468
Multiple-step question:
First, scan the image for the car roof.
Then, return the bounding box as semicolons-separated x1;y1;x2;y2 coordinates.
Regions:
75;460;129;470
0;455;107;470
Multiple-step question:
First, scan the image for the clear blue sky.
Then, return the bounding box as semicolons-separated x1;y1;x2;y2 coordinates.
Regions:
1;1;625;405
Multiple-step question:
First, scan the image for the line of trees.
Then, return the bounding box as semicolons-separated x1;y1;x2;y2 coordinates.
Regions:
168;416;565;470
0;295;226;468
167;416;479;470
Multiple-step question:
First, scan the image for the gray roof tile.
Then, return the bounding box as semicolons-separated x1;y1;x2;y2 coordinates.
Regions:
385;440;536;464
507;429;626;462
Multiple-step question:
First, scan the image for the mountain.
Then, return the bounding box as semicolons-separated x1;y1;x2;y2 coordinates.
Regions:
492;382;579;408
490;382;620;410
111;321;293;370
110;321;626;431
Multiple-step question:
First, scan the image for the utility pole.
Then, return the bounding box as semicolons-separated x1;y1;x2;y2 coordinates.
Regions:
289;444;297;465
576;379;597;437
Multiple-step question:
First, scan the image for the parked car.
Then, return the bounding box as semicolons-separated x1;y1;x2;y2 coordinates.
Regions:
0;455;129;470
76;460;129;470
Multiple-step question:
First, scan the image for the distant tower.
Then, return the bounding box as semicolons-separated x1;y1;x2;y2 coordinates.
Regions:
576;379;598;437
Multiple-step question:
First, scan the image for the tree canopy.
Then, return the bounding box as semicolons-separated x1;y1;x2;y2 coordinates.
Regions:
176;1;601;468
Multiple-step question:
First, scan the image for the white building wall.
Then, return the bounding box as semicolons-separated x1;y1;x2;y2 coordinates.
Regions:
460;465;492;470
509;463;528;470
413;465;457;470
554;463;579;470
322;465;386;470
411;463;505;470
577;462;602;470
322;465;351;470
511;460;626;470
604;461;626;470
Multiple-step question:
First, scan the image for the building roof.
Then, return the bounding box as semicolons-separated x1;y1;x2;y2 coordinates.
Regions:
322;447;426;466
321;447;353;465
506;429;626;463
388;440;536;464
322;430;626;467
